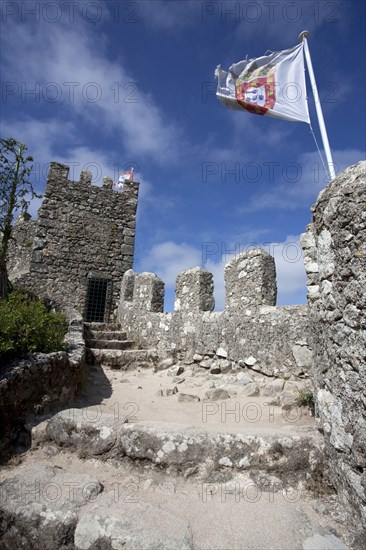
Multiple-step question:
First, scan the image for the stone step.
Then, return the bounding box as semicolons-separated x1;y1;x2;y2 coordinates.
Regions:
118;421;325;484
1;454;350;550
85;330;128;341
42;410;325;487
14;406;350;550
86;339;135;350
84;322;121;331
88;348;158;369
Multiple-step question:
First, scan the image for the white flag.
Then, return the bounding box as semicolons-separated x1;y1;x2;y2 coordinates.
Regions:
215;42;310;123
113;167;134;189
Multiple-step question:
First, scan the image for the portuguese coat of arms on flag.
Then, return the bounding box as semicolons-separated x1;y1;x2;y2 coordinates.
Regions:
112;167;134;190
215;42;310;124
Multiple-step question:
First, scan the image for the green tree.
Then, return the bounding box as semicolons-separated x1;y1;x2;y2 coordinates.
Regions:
0;138;40;299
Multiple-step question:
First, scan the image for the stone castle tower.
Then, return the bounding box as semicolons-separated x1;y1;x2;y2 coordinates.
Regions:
9;162;139;321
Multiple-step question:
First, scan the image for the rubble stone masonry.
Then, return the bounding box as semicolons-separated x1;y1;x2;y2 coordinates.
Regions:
9;162;139;319
301;161;366;531
6;157;366;535
118;249;312;380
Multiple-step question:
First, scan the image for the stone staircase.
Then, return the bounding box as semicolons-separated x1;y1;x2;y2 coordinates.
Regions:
1;388;352;549
0;334;353;549
84;322;158;370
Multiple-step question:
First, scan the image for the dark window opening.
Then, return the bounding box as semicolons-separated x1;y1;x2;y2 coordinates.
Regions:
85;278;112;322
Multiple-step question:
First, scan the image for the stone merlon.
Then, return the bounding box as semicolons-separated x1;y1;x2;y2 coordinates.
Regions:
118;248;310;379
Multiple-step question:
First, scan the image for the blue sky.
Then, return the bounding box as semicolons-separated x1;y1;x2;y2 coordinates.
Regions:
1;0;365;310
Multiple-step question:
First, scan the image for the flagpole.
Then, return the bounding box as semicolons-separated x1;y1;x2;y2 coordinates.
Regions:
299;30;336;180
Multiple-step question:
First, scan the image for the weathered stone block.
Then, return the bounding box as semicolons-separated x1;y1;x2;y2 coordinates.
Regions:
120;269;136;302
79;170;92;185
0;465;102;550
48;161;70;180
133;272;164;312
74;491;193;550
102;176;113;189
174;267;214;312
225;248;277;313
121;244;135;255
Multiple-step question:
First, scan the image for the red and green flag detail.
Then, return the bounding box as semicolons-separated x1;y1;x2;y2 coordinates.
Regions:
215;42;310;124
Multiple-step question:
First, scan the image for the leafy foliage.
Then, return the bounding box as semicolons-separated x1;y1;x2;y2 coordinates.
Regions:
0;289;68;360
297;389;315;415
0;138;40;298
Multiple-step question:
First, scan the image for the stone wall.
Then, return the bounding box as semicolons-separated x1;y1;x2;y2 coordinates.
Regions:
0;317;85;445
118;248;312;379
301;161;366;533
10;162;139;319
7;213;37;279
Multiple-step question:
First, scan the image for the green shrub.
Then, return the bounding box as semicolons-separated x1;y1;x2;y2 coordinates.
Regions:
0;289;68;360
297;390;315;415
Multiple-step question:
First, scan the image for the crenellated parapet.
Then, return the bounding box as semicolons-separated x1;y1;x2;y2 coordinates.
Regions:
46;162;139;198
118;249;311;379
10;162;139;320
47;161;70;181
175;267;214;312
120;269;136;302
225;248;277;313
134;272;165;312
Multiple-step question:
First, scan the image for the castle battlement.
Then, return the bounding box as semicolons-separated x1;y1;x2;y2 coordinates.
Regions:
5;159;365;534
9;162;139;320
46;161;139;195
118;248;310;379
123;248;278;314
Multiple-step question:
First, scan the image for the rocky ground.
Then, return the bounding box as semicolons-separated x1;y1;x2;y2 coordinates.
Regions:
0;356;356;550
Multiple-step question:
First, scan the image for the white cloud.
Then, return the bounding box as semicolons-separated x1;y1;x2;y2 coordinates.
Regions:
1;116;156;224
239;148;365;212
139;235;307;311
230;0;347;49
140;241;202;286
2;19;182;164
132;0;200;31
1;117;74;166
2;117;112;183
272;235;307;304
24;196;43;219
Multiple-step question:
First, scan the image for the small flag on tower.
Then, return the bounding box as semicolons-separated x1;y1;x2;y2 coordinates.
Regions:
113;167;134;190
215;42;310;124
